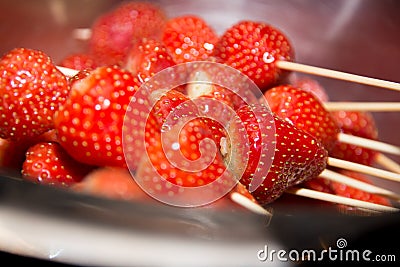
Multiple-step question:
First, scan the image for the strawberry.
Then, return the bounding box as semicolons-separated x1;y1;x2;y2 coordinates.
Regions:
146;89;199;128
71;167;153;202
330;111;378;166
145;88;229;152
263;84;341;152
131;89;235;206
0;138;30;170
136;116;236;207
162;15;219;63
330;170;392;208
224;104;328;205
124;38;176;83
145;117;228;187
59;53;97;71
0;128;59;171
54;66;140;168
89;1;167;66
21;142;94;187
213;21;294;90
289;75;329;102
0;48;70;141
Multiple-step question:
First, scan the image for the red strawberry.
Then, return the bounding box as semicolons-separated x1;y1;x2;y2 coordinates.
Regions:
289;75;329;102
0;48;70;141
146;88;229;153
131;89;235;206
125;38;176;83
0;138;29;170
330;111;378;166
71;167;153;202
330;170;392;208
136;116;236;207
213;21;294;90
89;1;167;66
59;53;97;71
224;104;328;205
263;84;341;152
148;89;199;127
0;128;59;171
146;117;228;187
21;142;94;187
54;66;140;168
162;15;219;63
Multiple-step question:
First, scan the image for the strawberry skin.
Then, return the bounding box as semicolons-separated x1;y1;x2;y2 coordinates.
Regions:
54;66;140;168
330;111;378;166
22;142;94;187
213;21;294;90
0;48;70;141
225;104;328;205
162;15;219;63
263;84;340;152
89;1;167;66
125;38;176;83
144;117;228;187
136;116;235;206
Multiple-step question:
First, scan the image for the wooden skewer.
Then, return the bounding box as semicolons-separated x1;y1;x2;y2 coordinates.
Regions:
286;187;398;213
328;157;400;183
276;61;400;92
324;102;400;112
230;192;272;216
375;153;400;173
319;169;400;202
337;133;400;156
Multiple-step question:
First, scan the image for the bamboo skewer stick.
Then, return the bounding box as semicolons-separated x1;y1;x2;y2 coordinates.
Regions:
230;192;272;216
328;157;400;183
337;133;400;156
375;154;400;173
324;102;400;112
276;61;400;92
319;169;400;201
286;187;398;213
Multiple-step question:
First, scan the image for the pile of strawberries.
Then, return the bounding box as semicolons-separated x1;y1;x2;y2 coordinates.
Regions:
0;1;392;210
